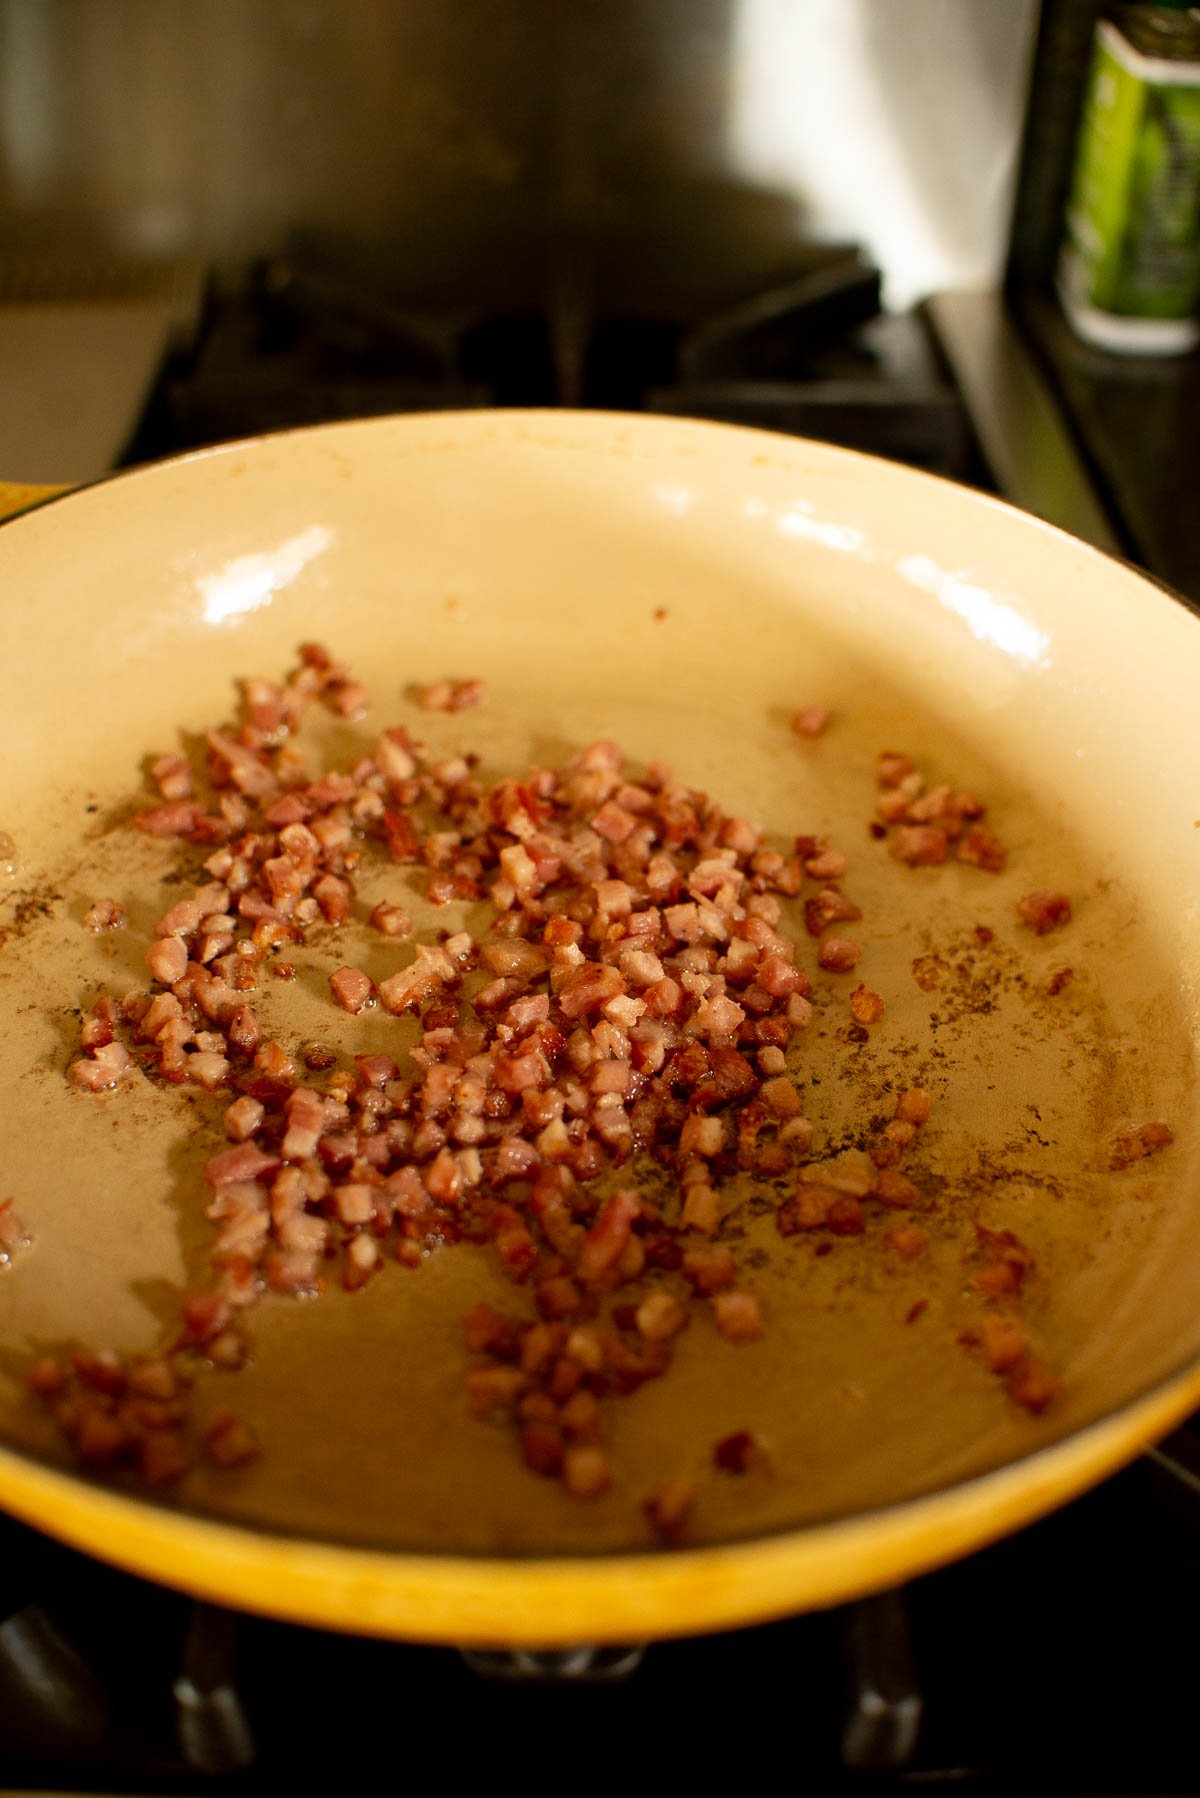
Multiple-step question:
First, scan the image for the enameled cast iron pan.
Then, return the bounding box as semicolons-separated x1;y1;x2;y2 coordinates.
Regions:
0;412;1198;1645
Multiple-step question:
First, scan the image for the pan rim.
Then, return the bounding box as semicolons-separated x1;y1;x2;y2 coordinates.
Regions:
2;406;1199;1637
2;401;1197;619
0;1357;1197;1642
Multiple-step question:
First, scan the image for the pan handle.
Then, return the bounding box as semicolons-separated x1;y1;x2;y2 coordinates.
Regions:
0;483;71;521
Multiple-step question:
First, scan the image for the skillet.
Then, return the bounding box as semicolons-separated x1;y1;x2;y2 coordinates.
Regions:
0;411;1197;1645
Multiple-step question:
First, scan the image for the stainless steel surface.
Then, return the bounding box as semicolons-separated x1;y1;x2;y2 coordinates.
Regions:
0;1606;109;1756
925;288;1124;556
0;0;1037;314
728;0;1041;307
461;1645;647;1682
173;1603;255;1775
840;1589;923;1772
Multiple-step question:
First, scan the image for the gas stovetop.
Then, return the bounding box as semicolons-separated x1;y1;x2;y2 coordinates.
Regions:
3;1441;1199;1793
125;250;983;485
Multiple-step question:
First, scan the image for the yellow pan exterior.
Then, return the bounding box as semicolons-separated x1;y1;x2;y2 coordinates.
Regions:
0;481;70;519
0;1366;1197;1645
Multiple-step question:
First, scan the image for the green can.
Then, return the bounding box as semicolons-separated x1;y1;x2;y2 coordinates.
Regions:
1058;3;1200;354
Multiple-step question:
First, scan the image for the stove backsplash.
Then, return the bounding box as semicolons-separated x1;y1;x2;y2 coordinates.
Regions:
0;0;1037;316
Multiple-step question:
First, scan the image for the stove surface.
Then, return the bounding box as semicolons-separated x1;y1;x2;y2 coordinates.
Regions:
1;1448;1197;1793
123;252;986;489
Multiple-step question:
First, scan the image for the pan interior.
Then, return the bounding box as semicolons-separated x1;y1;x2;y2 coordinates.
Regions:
0;413;1197;1558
